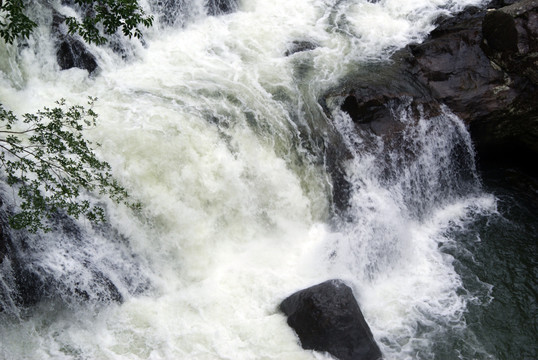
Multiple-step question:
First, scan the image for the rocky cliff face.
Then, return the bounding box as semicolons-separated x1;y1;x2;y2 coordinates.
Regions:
409;0;538;167
326;0;538;177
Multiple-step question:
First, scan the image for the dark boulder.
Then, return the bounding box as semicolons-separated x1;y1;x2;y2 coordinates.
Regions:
280;280;383;360
57;37;98;74
482;10;519;52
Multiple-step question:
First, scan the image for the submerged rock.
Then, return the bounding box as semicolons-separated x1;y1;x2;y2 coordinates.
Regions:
280;280;383;360
285;40;319;56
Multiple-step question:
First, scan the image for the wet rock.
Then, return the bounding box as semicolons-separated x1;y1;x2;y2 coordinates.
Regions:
206;0;238;15
325;144;354;216
326;61;438;138
482;0;538;84
285;40;319;56
0;197;10;266
357;1;538;168
51;10;98;74
280;280;383;360
482;10;519;51
320;1;538;212
322;62;441;214
404;6;520;123
0;202;134;310
57;37;98;74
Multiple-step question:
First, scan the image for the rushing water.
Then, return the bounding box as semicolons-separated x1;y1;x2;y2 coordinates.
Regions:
1;0;536;359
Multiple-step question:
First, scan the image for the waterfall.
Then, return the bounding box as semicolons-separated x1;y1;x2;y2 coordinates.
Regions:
0;0;506;359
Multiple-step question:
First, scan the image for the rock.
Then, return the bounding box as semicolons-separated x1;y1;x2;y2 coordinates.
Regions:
325;61;440;138
280;280;383;360
50;10;99;74
320;1;538;213
0;197;9;265
488;0;520;9
343;1;538;168
405;1;538;162
285;40;319;56
406;1;538;170
206;0;238;15
57;37;98;74
482;10;519;52
322;61;442;213
482;1;538;84
404;6;521;123
0;203;130;310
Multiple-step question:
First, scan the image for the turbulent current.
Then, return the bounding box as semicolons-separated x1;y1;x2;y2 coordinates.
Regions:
1;0;535;359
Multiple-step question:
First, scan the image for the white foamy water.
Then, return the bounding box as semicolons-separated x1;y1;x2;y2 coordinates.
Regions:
0;0;494;359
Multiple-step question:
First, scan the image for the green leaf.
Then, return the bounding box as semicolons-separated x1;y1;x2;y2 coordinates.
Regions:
0;99;136;232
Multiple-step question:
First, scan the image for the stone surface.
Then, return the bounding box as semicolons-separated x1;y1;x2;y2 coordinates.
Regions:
407;1;538;161
405;6;521;123
280;280;383;360
326;1;538;174
326;61;438;138
320;0;538;215
57;38;98;74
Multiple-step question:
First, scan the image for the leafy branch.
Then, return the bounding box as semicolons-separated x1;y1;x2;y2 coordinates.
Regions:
0;0;37;44
65;0;154;45
0;0;153;45
0;98;138;232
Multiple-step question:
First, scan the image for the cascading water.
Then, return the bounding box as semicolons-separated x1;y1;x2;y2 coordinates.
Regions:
327;102;497;359
1;0;533;359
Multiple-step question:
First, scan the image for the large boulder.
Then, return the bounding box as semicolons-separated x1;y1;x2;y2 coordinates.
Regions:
280;280;383;360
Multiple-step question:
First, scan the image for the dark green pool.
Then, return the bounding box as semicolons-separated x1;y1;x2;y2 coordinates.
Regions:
444;165;537;360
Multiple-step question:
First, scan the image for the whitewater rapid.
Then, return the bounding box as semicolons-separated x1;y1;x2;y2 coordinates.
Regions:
0;0;498;359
